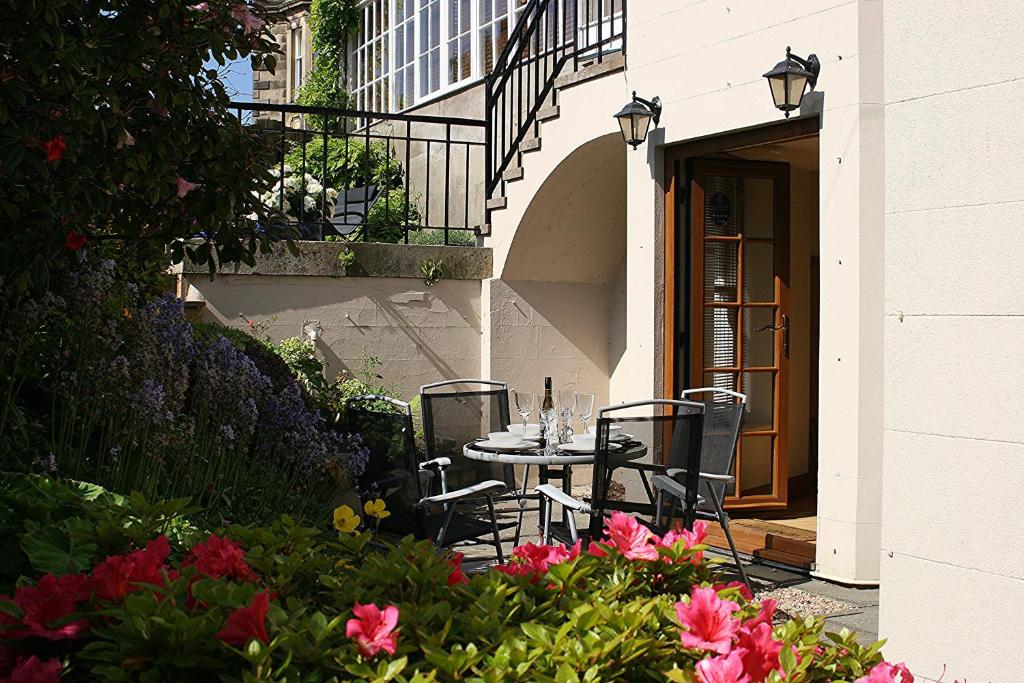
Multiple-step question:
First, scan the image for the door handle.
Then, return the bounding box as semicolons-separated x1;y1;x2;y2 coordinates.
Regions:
755;314;789;357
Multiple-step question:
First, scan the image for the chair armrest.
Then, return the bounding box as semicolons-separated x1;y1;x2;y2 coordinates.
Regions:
419;457;452;470
535;484;591;513
620;462;665;472
651;475;705;506
666;468;735;483
419;480;506;505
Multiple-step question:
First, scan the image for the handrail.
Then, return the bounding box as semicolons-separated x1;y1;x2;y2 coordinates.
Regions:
231;101;485;129
484;0;626;217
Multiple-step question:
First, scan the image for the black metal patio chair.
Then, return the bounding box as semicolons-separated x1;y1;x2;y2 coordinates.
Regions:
649;387;750;587
345;394;509;561
535;399;706;545
327;183;381;237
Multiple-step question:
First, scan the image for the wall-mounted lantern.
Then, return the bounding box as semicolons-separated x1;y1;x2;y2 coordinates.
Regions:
614;91;662;149
763;47;820;117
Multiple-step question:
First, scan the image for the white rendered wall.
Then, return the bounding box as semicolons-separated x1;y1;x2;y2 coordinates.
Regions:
880;2;1024;680
620;0;885;582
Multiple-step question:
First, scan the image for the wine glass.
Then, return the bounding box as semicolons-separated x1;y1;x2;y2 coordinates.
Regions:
557;390;577;440
577;393;596;433
512;390;535;432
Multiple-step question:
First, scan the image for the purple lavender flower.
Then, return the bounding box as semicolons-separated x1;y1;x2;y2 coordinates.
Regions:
133;378;166;414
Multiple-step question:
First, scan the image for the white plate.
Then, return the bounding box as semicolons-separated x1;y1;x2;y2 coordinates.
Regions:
556;442;623;454
475;439;537;451
611;433;634;442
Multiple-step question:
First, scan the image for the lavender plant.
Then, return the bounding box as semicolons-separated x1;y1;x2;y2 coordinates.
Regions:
0;258;366;525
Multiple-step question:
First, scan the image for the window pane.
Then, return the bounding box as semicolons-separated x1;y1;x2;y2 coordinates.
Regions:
742;307;775;368
704;307;737;369
743;241;775;303
704;242;738;304
703;175;738;237
740;371;774;431
739;435;774;496
743;177;774;239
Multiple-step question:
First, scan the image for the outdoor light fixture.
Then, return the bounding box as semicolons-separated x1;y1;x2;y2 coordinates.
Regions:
614;91;662;149
763;46;821;117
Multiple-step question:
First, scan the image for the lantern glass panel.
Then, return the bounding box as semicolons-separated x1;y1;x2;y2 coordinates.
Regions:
768;75;787;109
786;72;808;107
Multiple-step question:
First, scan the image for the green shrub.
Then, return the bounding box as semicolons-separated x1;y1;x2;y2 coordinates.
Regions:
0;474;899;682
271;336;327;391
408;228;476;246
0;0;286;287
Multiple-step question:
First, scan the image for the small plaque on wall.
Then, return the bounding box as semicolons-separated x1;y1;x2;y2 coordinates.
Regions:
709;192;732;227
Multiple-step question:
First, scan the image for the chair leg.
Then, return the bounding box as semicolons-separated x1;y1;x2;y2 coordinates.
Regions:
486;496;504;564
513;464;530;547
542;495;553;545
653;490;664;529
565;504;579;543
435;503;457;548
709;487;751;591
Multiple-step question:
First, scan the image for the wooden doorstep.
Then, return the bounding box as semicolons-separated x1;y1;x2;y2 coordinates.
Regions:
704;519;816;570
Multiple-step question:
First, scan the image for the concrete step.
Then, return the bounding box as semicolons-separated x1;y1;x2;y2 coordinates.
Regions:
555;52;625;90
537;104;560;122
519;137;541;153
502;166;525;182
486;196;508;211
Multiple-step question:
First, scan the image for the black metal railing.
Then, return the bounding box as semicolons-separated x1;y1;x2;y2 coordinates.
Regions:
484;0;626;212
233;101;486;246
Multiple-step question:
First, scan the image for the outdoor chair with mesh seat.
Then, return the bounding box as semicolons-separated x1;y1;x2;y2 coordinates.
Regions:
345;394;509;561
535;399;706;547
649;387;750;588
327;184;381;237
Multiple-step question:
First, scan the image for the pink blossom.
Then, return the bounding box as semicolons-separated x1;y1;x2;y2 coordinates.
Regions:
735;622;782;681
116;130;135;149
346;603;399;659
495;541;580;582
659;520;709;563
3;655;62;683
712;580;754;601
695;651;749;683
231;4;265;35
855;662;915;683
176;177;201;198
188;2;209;10
675;586;741;654
603;511;660;560
744;598;777;630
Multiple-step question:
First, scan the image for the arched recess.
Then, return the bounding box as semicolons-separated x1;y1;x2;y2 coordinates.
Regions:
485;132;627;406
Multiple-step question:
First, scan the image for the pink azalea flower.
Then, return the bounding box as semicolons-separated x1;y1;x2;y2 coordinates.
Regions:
603;511;660;560
176;177;201;198
696;651;749;683
116;130;135;149
231;4;265;34
586;540;608;557
712;580;754;601
735;622;783;681
346;603;399;659
855;661;915;683
675;586;741;654
495;541;580;582
4;655;62;683
188;2;209;10
446;552;469;586
744;598;777;630
659;520;709;563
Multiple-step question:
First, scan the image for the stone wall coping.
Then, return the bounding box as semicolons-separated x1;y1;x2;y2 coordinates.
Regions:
174;241;492;280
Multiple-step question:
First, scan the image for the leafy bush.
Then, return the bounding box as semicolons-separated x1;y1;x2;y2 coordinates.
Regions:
284;137;402;192
0;475;908;682
0;259;364;525
408;228;476;246
0;0;287;287
272;336;327;392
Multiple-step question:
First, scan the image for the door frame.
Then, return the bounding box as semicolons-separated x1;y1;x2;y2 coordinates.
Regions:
662;115;818;510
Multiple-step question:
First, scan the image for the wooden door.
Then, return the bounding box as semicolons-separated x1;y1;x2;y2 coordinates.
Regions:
689;159;790;509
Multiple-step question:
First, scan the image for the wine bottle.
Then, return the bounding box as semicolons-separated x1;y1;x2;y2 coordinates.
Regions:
540;377;555;452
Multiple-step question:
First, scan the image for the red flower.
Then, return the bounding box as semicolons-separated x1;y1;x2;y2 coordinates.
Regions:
735;622;783;681
446;552;469;586
346;603;399;659
90;536;170;602
3;655;62;683
185;534;257;582
216;591;270;647
64;230;87;251
40;136;66;162
675;586;741;655
5;573;91;640
494;541;580;583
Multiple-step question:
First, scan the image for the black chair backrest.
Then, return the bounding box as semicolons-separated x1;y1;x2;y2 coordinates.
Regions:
419;379;512;490
329;184;381;236
681;388;745;511
344;395;424;538
589;399;705;537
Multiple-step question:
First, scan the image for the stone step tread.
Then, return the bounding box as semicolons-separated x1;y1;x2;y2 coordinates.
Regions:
519;137;541;153
486;196;508;210
502;166;525;182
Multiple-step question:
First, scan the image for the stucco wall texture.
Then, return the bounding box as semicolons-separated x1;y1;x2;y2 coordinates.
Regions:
879;1;1024;680
184;274;483;402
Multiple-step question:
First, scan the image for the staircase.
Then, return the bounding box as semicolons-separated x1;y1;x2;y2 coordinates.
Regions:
481;0;627;235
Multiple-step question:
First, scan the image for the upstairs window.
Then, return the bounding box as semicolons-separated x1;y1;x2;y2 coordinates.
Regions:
291;26;304;95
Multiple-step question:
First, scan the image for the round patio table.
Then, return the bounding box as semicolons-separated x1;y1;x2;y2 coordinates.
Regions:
462;440;648;545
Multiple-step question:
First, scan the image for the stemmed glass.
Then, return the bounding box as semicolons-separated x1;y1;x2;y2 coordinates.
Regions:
512;390;535;432
577;393;596;433
557;390;577;442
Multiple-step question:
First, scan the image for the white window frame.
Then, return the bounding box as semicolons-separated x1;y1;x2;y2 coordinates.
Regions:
352;0;523;112
291;26;304;96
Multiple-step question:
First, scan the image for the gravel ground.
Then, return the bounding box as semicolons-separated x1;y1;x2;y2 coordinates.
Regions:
756;586;857;619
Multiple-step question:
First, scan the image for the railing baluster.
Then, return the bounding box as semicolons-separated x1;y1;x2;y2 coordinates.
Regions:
464;141;470;234
363;114;371;242
443;122;451;245
425;139;431;231
404;119;411;242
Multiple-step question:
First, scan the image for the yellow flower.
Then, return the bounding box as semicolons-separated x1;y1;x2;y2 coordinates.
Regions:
363;498;391;520
332;505;361;533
